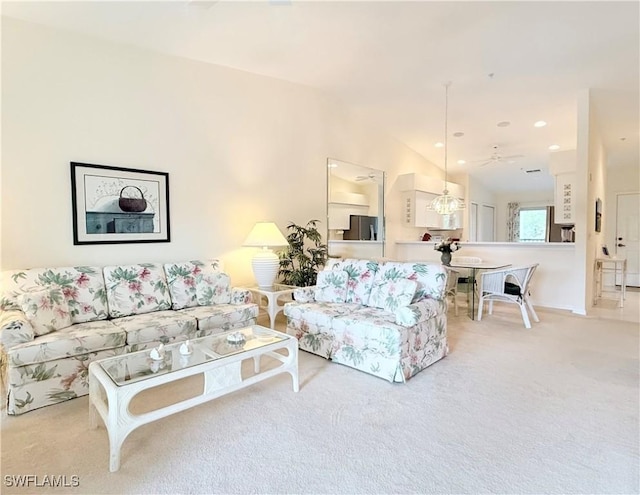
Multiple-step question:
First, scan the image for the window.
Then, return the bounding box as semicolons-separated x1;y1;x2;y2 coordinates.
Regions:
519;207;548;242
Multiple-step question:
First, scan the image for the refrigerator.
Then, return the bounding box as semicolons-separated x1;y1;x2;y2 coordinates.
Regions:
343;215;378;241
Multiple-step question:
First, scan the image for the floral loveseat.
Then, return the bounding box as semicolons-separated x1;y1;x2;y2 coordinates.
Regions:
0;259;257;415
284;258;448;383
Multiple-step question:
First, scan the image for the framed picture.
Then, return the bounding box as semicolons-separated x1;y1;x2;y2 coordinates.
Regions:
595;197;602;233
70;162;170;245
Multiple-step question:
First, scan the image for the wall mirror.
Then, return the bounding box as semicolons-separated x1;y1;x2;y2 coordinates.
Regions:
327;158;385;259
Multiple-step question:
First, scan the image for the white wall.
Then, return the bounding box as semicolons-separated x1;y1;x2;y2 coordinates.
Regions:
1;17;442;283
605;165;640;256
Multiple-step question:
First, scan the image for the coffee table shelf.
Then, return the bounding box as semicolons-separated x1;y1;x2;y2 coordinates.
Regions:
89;325;298;472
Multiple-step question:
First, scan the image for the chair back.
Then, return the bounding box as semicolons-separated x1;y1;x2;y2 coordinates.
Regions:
480;263;538;295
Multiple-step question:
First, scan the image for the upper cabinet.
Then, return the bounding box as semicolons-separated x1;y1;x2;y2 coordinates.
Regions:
548;150;577;225
397;173;464;229
328;191;370;230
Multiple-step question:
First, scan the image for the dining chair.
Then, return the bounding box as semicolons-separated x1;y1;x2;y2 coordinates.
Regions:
444;267;460;316
453;256;483;298
477;263;539;328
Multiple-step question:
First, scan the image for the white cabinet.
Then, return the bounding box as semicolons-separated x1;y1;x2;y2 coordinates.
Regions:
328;192;370;230
328;203;369;230
402;191;462;229
554;173;575;224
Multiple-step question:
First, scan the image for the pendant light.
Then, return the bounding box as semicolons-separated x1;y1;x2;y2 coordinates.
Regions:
428;82;466;215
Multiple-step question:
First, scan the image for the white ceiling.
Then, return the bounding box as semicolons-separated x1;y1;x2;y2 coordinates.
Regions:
3;1;639;193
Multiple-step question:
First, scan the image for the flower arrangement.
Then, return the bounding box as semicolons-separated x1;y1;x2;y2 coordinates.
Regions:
434;237;461;253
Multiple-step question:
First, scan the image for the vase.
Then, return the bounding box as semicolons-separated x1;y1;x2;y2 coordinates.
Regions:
440;251;452;266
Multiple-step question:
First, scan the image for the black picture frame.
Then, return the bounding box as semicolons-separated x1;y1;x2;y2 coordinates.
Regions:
70;162;170;245
595;197;602;233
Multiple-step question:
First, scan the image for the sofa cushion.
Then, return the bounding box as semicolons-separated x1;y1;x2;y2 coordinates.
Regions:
327;259;379;305
370;261;447;302
163;260;223;310
19;289;72;336
103;263;171;318
367;278;418;312
6;320;126;367
284;301;363;328
315;270;349;303
178;303;258;332
1;266;108;323
111;310;198;345
197;272;231;306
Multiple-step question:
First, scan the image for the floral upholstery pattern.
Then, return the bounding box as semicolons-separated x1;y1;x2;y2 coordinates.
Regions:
230;288;253;305
6;320;126;367
285;259;448;382
315;270;349;303
163;260;223;310
19;289;72;336
197;272;231;306
0;310;34;348
368;261;447;303
178;304;258;333
111;310;197;345
328;259;380;305
395;298;447;327
0;266;108;323
368;278;417;313
103;263;172;318
5;347;126;415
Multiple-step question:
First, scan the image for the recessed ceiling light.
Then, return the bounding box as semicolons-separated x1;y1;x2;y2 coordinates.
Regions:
548;144;560;151
620;137;627;141
328;163;338;168
497;121;510;127
457;160;466;165
534;121;547;128
453;132;465;137
435;142;444;148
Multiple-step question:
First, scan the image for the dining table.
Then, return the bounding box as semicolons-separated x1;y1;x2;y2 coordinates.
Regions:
448;261;511;320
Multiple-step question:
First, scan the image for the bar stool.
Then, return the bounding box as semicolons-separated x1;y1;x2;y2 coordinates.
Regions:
593;256;627;308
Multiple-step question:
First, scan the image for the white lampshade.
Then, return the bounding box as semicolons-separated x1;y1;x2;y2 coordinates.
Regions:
243;222;288;248
243;222;288;288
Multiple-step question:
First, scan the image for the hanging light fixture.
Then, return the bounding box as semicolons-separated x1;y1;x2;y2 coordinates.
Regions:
428;82;466;215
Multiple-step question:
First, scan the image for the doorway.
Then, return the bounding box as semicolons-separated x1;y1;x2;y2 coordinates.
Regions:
616;193;639;287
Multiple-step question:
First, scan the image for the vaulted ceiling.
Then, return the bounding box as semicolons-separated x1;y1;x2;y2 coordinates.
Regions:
3;1;638;193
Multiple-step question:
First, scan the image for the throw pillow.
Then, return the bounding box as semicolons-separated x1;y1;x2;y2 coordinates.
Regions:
368;278;418;313
196;272;232;306
315;270;349;303
19;288;72;336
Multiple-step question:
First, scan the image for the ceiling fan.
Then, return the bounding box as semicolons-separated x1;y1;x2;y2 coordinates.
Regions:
475;146;524;167
355;173;380;182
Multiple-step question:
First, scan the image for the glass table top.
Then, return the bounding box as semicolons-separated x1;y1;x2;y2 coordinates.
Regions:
98;326;286;386
243;284;298;293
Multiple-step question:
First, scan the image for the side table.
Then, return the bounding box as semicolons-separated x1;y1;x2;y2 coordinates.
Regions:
242;284;298;329
593;256;627;308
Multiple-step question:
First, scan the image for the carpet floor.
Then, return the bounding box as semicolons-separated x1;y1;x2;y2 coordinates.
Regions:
1;307;638;494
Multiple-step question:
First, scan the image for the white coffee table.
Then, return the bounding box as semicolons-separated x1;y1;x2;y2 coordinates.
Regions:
242;284;298;328
88;325;298;472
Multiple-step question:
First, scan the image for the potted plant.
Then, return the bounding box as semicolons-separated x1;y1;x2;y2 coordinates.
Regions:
278;220;329;287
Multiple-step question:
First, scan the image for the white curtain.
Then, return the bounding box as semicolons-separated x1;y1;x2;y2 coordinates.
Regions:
507;202;520;242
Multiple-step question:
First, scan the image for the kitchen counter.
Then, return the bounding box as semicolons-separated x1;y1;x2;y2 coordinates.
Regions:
394;240;578;312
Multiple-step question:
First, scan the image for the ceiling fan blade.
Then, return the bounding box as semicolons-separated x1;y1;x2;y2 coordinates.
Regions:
478;160;494;167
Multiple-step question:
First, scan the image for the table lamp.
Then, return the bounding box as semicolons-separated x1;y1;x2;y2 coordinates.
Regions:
243;222;288;288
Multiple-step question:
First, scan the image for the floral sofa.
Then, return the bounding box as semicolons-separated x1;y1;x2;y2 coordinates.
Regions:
284;258;448;383
0;259;258;415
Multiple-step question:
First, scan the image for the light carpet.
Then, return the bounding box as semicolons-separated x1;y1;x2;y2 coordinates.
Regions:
1;308;638;495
